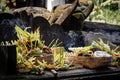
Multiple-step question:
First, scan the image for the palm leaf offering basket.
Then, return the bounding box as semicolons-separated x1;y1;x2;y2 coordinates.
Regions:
67;46;112;69
67;55;112;69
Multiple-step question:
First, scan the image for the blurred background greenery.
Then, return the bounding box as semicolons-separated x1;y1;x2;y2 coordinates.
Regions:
79;0;120;25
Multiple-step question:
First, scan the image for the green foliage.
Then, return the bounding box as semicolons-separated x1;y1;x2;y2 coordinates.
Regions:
103;9;120;25
0;0;10;12
91;38;119;54
104;2;118;10
86;0;120;25
3;6;10;12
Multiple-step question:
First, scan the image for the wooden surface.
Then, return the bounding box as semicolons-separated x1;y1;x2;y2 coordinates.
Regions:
1;67;120;80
